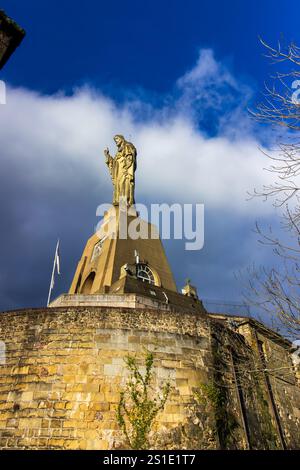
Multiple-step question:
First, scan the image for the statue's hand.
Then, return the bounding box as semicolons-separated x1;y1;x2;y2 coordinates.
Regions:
104;147;110;159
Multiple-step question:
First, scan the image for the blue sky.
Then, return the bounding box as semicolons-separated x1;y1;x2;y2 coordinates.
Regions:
2;0;300;95
0;0;299;314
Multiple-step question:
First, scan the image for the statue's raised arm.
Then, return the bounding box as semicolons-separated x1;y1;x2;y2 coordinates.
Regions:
104;147;114;180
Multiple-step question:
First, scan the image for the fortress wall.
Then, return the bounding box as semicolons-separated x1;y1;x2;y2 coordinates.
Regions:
255;330;300;449
0;307;299;449
0;307;216;449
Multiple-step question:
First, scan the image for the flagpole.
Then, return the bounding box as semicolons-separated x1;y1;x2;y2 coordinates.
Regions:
47;240;59;307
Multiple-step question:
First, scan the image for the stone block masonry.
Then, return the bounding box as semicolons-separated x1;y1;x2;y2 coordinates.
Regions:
0;306;299;449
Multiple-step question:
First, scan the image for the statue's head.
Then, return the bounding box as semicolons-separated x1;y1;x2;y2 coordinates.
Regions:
114;135;125;147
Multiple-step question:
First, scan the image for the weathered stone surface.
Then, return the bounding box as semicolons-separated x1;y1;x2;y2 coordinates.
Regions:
0;306;299;449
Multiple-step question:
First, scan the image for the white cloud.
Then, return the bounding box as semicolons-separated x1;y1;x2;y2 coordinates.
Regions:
135;121;273;213
0;48;281;309
0;49;275;217
175;49;252;131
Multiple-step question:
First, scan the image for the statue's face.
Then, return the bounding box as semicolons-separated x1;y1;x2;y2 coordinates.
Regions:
114;135;123;147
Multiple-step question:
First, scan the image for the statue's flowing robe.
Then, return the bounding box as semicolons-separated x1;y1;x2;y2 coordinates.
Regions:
112;141;137;205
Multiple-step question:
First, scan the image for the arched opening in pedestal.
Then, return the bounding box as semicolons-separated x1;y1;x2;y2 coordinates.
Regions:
81;272;95;294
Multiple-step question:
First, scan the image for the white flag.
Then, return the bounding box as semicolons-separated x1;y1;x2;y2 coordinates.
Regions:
55;242;60;275
47;240;61;306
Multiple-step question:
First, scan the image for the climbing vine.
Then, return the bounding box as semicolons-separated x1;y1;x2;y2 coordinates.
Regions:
195;380;240;448
255;381;279;449
116;351;170;450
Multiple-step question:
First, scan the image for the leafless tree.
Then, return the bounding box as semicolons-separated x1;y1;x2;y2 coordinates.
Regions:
245;39;300;339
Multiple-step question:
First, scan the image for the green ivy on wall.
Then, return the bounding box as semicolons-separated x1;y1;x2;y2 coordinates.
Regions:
116;351;170;450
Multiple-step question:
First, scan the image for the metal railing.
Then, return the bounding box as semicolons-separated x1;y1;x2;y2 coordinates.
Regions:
202;299;251;317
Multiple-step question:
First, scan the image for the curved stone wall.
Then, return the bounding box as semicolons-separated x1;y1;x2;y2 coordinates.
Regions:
0;307;215;450
0;306;299;449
